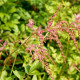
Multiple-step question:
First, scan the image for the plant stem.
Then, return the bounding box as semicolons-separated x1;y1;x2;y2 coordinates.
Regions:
10;53;17;76
61;0;63;3
57;37;69;80
44;32;49;39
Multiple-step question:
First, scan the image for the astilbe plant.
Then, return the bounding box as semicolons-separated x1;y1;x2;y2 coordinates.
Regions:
26;5;80;80
0;39;8;55
2;5;80;80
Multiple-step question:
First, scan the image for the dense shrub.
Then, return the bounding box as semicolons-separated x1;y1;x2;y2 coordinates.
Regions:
0;0;80;80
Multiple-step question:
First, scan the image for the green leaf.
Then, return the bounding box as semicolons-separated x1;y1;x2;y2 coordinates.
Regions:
42;73;47;80
6;77;13;80
38;75;42;80
20;24;25;32
29;70;45;75
6;75;16;80
14;25;20;35
45;4;54;14
15;60;23;65
29;60;40;73
13;70;24;80
32;75;37;80
8;7;17;13
12;14;20;20
25;76;31;80
24;65;30;74
0;70;7;80
0;13;5;19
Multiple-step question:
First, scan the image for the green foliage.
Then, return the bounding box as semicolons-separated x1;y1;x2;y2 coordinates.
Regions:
13;70;24;80
0;0;80;80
